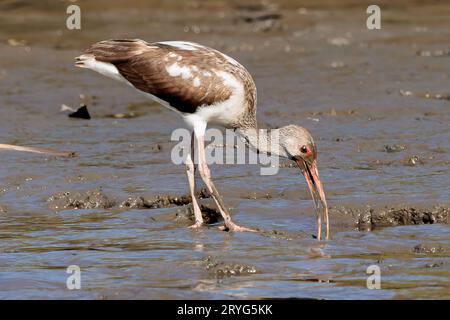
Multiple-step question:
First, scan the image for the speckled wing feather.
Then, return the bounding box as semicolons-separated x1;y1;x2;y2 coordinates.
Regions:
84;39;234;113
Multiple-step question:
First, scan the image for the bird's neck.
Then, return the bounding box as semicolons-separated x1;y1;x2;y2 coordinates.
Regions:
236;128;288;158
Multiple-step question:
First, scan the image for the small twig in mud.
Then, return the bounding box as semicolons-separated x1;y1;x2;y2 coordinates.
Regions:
0;144;75;157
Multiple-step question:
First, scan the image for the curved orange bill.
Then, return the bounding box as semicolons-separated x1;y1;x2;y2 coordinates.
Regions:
295;157;329;240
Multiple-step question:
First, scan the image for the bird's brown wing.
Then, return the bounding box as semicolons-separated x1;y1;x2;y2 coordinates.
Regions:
85;40;232;113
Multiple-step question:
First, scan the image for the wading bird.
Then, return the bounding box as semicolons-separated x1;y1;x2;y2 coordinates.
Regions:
75;40;329;240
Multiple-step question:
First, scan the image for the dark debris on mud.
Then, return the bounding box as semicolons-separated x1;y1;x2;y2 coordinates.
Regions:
204;256;257;280
331;205;449;231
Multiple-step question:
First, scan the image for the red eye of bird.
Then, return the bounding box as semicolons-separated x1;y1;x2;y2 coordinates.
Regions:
301;145;308;153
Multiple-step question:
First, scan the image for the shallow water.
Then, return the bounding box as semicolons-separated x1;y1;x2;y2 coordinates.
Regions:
0;0;449;299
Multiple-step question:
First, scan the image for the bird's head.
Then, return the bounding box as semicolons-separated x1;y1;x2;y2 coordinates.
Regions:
279;125;328;238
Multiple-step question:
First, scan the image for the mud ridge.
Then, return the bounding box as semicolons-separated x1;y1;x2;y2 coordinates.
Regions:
331;205;449;231
46;187;222;223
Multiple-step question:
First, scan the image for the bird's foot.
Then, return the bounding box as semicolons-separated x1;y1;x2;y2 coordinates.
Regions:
188;221;204;230
219;222;257;233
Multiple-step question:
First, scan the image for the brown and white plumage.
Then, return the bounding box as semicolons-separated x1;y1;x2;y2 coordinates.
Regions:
76;39;329;239
76;40;256;128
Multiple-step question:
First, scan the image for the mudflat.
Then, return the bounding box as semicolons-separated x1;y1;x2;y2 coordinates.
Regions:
0;0;448;299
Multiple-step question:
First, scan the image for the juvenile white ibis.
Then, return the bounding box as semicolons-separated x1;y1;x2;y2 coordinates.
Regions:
75;40;329;240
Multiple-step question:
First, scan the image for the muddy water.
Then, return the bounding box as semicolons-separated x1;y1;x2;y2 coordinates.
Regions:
0;0;449;299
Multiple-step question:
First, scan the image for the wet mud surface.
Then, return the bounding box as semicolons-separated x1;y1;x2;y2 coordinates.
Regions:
0;0;449;299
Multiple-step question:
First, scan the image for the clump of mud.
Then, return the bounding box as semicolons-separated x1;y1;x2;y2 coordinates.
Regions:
383;144;406;153
0;204;7;213
331;205;448;231
413;244;445;254
406;155;424;166
204;256;257;279
47;188;117;211
368;206;448;229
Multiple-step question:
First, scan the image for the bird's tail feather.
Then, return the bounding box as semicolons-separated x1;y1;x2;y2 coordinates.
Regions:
74;54;95;68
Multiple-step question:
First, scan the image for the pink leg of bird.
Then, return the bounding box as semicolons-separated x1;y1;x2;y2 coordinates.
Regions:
186;133;203;229
194;133;255;232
